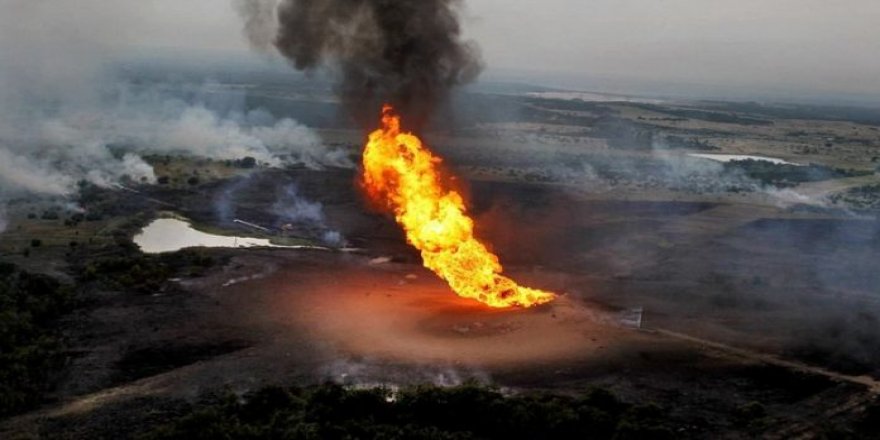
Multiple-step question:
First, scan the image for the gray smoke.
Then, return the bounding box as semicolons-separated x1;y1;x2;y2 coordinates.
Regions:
0;2;153;198
234;0;280;53
273;183;346;247
214;177;347;247
0;2;353;217
240;0;483;127
0;84;353;200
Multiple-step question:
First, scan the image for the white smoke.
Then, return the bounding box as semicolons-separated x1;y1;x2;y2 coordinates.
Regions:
234;0;280;52
0;148;77;196
272;184;326;223
0;1;351;211
273;184;347;247
30;89;353;171
0;2;151;198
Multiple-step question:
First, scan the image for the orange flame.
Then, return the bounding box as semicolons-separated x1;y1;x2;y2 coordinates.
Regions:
361;105;556;308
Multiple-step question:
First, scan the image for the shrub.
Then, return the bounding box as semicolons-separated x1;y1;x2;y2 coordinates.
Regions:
143;383;678;440
0;266;74;416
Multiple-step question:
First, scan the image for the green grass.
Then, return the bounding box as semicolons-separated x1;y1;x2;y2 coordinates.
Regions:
0;263;74;417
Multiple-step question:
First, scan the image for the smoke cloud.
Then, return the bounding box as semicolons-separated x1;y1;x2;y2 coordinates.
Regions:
273;183;347;247
234;0;280;53
0;2;351;219
214;176;347;247
0;85;353;200
240;0;483;126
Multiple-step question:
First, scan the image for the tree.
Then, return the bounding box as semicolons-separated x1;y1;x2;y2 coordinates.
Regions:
239;156;257;169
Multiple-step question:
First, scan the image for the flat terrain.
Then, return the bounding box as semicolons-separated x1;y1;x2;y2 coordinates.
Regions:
2;83;879;438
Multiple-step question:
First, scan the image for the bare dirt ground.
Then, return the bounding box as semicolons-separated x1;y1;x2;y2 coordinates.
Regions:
2;248;874;439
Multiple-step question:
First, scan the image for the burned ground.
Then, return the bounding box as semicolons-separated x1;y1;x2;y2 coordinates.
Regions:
1;85;879;438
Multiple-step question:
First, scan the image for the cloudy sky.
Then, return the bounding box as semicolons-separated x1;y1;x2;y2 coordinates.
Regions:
2;0;879;101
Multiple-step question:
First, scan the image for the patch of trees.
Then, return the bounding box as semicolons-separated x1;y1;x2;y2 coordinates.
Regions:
658;135;717;151
78;249;220;294
232;156;257;169
524;97;616;115
442;95;612;128
723;159;870;187
706;101;880;126
40;210;60;220
144;383;677;440
628;103;773;126
0;263;74;417
830;184;880;210
593;119;654;150
520;106;602;127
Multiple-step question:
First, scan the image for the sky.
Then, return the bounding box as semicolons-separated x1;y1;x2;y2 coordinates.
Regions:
2;0;879;102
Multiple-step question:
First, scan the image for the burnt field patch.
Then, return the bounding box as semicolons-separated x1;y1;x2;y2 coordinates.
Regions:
114;340;252;383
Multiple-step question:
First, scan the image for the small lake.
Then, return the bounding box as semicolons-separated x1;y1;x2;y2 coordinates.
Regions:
134;218;316;254
688;153;802;166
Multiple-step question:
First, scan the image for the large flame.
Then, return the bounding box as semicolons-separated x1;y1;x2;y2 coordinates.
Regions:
361;105;556;308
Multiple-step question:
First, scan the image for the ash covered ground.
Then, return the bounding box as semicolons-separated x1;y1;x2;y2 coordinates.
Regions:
2;65;880;439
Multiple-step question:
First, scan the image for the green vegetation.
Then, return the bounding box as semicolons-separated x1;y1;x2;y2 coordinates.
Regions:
658;135;717;151
830;184;880;210
629;103;773;126
78;249;220;294
723;159;870;187
144;383;676;440
233;156;257;169
705;101;880;126
0;263;74;416
593;120;654;150
734;401;769;431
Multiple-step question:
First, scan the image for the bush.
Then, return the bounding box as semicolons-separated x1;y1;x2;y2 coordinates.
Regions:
235;156;257;169
735;401;766;421
0;266;74;416
144;383;678;440
78;249;220;294
723;160;870;187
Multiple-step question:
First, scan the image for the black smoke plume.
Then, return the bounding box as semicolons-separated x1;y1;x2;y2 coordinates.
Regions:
240;0;483;128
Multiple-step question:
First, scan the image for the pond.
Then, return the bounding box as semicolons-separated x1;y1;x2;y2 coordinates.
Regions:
133;218;319;254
